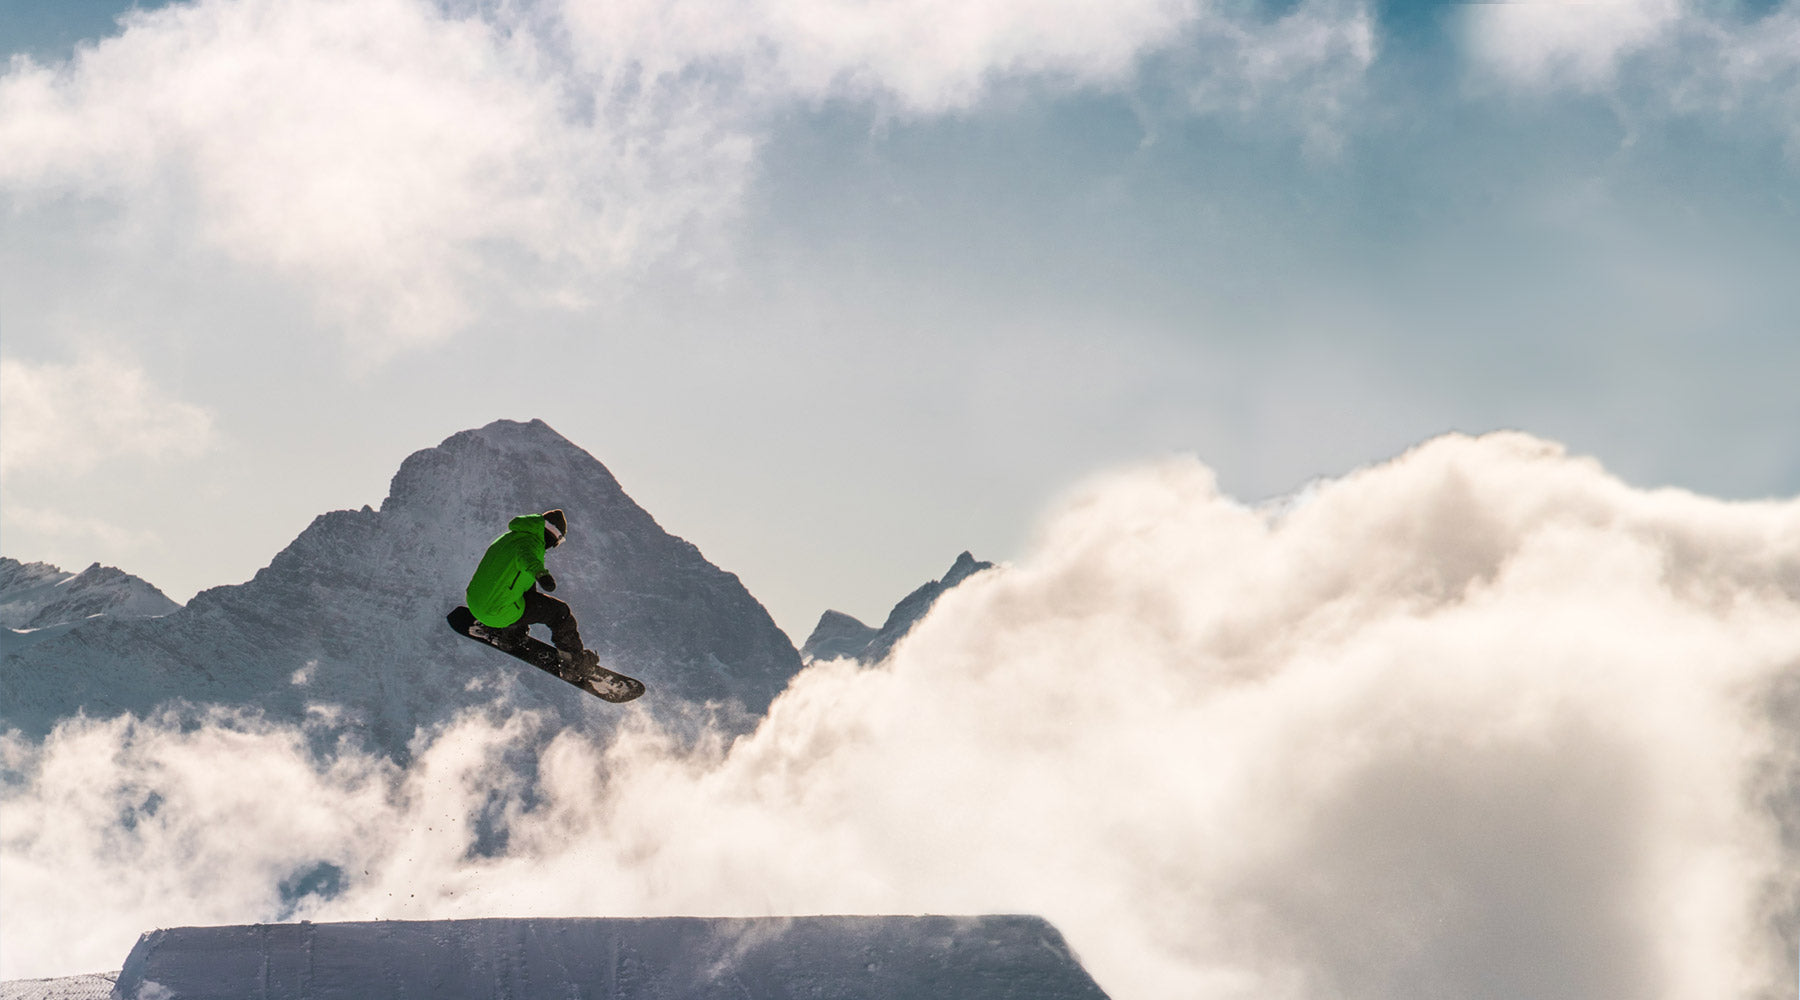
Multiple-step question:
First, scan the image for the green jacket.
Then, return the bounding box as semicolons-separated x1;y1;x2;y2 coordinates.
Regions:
466;513;550;627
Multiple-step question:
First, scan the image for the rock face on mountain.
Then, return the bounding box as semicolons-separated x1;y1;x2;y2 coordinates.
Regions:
0;420;802;753
110;916;1112;1000
800;552;993;664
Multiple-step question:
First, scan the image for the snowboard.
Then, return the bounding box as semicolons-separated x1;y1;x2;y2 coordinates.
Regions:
446;605;645;703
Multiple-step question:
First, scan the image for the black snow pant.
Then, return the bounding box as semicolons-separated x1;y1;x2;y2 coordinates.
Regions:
500;587;584;655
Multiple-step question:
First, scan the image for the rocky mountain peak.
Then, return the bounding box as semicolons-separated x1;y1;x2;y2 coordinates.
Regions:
940;551;987;589
799;610;880;663
382;419;626;520
0;557;180;632
801;552;994;664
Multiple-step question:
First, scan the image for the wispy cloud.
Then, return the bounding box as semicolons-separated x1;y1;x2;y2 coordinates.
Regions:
1175;0;1376;154
559;0;1196;111
0;0;754;356
1460;0;1686;91
0;0;1380;356
1460;0;1800;152
0;503;166;553
6;432;1797;997
0;352;216;478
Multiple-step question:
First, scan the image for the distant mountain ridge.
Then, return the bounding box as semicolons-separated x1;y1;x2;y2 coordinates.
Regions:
0;558;180;631
1;420;802;753
1;558;183;658
801;551;993;664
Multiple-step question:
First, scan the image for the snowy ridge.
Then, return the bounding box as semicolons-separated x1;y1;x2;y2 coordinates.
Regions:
1;559;182;657
0;972;116;1000
0;420;801;754
0;559;70;628
800;551;992;664
108;916;1110;1000
0;558;179;629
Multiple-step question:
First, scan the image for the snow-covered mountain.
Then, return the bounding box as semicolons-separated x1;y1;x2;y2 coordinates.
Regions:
1;558;180;628
800;551;993;664
104;916;1111;999
0;420;801;753
1;559;183;657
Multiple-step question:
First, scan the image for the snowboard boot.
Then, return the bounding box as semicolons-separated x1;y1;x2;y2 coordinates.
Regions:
557;648;599;682
479;622;529;651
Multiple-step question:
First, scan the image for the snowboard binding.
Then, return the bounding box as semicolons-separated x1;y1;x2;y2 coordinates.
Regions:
555;648;602;683
447;606;645;704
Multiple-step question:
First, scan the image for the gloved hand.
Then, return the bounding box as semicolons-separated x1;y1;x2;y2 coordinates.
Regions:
538;572;557;593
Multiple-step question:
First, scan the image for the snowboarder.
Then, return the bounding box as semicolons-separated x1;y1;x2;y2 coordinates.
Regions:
464;508;597;679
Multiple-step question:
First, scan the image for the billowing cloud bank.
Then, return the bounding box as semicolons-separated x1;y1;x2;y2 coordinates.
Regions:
5;431;1800;997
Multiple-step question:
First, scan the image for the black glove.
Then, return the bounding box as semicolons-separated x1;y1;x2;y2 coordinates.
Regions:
538;572;557;593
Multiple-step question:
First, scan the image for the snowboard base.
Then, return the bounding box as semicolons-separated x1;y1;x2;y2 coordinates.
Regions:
446;606;645;704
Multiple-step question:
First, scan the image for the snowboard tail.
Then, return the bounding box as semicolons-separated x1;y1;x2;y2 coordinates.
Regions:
446;606;645;704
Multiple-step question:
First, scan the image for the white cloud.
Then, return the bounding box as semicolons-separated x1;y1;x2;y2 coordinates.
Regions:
5;432;1800;997
0;0;1377;356
0;0;757;356
1178;0;1376;155
1461;0;1685;92
0;707;408;972
558;0;1199;112
1461;0;1800;152
0;353;216;478
1698;4;1800;155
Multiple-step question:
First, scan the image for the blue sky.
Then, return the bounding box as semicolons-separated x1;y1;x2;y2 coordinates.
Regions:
2;0;1797;639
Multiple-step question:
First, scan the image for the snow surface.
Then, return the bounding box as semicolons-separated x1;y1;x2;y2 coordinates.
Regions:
0;972;116;1000
0;420;803;755
106;916;1109;1000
